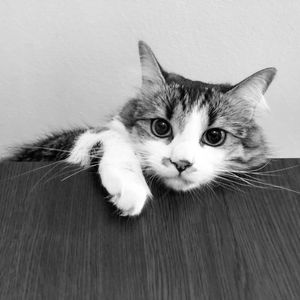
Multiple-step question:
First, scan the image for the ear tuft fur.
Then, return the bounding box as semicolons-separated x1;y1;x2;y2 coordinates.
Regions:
138;41;165;89
227;68;277;111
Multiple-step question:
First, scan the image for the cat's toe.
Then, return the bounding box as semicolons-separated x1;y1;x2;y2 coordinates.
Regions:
100;166;152;216
109;183;152;216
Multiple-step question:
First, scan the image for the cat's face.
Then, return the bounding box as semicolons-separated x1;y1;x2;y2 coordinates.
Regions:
132;98;228;191
120;41;276;191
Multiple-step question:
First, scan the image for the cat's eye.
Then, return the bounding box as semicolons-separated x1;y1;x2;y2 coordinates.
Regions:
202;128;226;147
151;118;172;138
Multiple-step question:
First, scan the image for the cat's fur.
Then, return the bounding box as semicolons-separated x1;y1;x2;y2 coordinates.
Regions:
11;41;277;216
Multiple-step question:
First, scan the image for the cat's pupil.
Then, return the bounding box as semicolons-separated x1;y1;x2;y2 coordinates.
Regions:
155;120;168;134
151;118;171;137
206;129;223;144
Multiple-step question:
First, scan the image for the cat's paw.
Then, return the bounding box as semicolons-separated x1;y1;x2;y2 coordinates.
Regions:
100;168;152;216
109;183;151;216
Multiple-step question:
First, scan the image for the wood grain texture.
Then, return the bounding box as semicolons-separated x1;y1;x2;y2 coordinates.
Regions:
0;159;299;300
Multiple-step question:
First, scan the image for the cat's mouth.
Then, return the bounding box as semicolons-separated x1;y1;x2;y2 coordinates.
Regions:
163;174;197;191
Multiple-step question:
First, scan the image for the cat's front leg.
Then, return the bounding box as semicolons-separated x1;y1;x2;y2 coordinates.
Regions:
68;120;152;216
98;127;152;216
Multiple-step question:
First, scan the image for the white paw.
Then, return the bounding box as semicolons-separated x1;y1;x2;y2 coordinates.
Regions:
100;167;152;216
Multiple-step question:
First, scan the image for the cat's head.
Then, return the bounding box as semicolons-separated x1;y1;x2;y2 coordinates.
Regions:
119;41;276;191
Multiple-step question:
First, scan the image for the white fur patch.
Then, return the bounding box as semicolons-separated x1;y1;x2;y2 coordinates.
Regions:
67;118;151;216
170;107;208;164
67;118;132;167
67;130;104;166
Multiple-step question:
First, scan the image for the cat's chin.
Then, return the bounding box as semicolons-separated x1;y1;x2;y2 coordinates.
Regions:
163;176;199;192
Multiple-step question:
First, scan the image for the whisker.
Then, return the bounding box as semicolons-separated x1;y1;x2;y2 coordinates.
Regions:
216;169;300;195
42;164;84;185
60;163;100;182
26;162;64;195
216;174;262;189
235;175;300;195
227;169;280;177
21;146;103;160
225;162;299;176
21;146;73;154
250;164;300;174
213;177;244;193
0;160;66;182
206;182;217;197
223;172;260;188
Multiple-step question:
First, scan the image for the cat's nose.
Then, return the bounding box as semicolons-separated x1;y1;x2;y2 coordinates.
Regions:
170;159;193;173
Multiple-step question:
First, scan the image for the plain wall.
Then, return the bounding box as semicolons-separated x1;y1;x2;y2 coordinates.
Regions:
0;0;300;158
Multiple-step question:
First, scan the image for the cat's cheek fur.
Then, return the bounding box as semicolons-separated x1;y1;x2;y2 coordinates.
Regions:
136;140;177;177
192;146;227;181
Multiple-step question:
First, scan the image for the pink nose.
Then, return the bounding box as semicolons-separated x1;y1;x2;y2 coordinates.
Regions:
170;159;193;173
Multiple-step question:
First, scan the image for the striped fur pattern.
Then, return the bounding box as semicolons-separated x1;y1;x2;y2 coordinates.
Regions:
10;41;277;216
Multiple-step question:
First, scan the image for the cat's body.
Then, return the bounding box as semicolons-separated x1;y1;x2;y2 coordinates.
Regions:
10;41;276;216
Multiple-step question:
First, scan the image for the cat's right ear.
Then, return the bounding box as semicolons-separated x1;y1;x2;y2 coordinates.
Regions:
138;41;166;90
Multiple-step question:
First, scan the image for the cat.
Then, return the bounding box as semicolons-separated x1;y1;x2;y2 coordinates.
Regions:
10;41;277;216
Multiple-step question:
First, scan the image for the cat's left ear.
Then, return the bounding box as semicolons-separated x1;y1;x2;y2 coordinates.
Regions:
226;67;277;110
138;41;166;90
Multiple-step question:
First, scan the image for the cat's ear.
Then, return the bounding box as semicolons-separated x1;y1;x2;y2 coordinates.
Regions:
138;41;166;90
226;68;277;110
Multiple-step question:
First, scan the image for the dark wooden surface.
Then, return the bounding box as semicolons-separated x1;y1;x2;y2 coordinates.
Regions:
0;159;299;300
